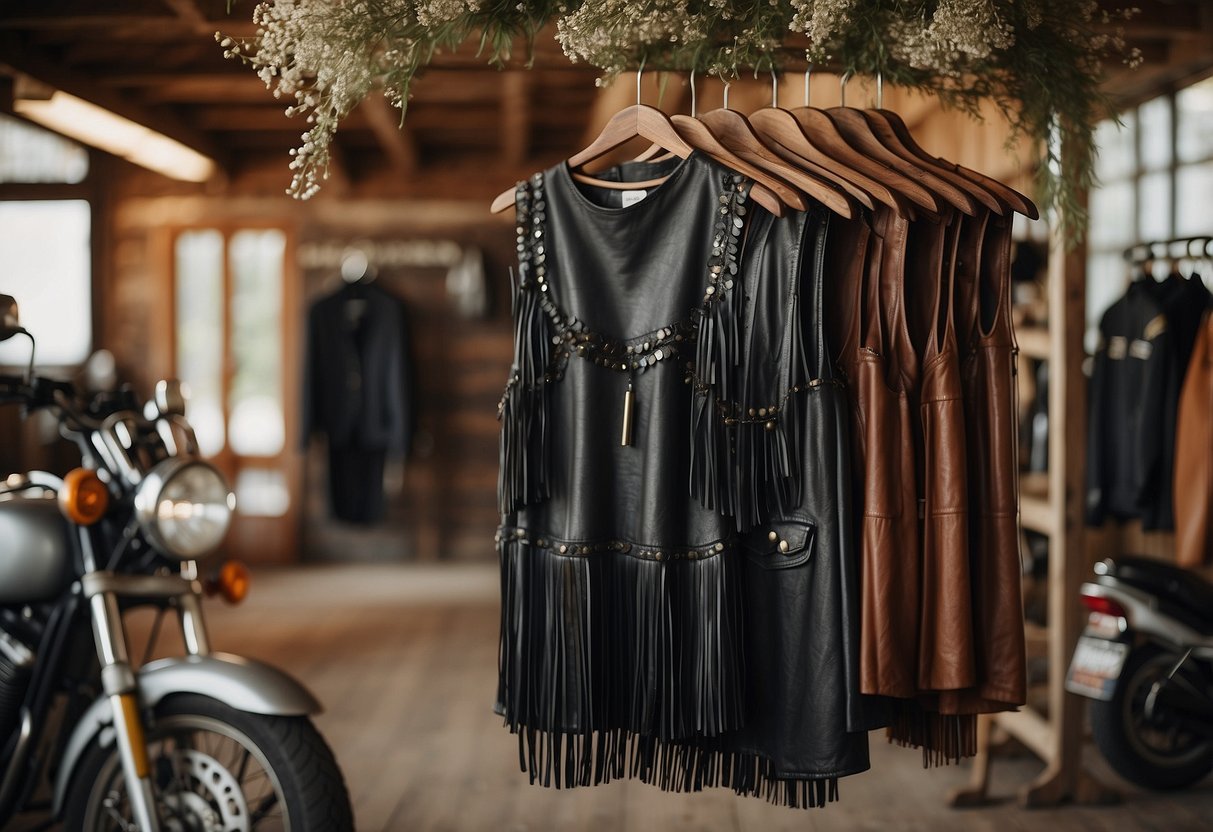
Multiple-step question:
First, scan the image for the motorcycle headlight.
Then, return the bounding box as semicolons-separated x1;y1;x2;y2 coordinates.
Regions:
134;460;234;560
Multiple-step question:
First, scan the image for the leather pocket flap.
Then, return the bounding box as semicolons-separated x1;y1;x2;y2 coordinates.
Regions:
740;520;816;569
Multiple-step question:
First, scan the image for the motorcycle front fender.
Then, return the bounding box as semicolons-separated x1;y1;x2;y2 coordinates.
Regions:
53;652;322;815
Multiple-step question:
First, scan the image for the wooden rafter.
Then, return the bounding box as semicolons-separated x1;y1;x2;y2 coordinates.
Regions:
160;0;206;28
358;95;418;175
500;72;530;165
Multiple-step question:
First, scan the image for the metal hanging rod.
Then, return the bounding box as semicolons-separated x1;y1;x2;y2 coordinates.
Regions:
1123;236;1213;263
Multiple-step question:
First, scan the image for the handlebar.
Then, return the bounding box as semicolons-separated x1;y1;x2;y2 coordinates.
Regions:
0;374;27;404
0;375;77;411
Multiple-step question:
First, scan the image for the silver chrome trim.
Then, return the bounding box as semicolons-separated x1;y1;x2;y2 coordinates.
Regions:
82;571;197;600
178;591;210;656
1083;579;1213;654
25;471;64;492
0;629;33;667
52;653;323;814
100;413;144;486
133;458;233;560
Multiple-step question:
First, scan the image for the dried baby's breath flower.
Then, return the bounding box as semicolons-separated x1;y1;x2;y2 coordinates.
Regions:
220;0;1140;239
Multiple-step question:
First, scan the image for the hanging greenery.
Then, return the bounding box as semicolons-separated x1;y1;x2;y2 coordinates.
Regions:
219;1;1139;237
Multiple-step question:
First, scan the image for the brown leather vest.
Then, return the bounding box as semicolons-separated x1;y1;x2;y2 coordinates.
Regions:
1175;311;1213;568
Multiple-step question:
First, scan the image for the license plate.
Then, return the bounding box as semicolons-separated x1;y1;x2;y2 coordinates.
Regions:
1065;636;1130;701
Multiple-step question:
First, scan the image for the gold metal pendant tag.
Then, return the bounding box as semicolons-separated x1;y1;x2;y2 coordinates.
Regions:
620;383;635;447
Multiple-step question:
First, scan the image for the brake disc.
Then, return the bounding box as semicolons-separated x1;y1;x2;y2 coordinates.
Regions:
160;749;252;832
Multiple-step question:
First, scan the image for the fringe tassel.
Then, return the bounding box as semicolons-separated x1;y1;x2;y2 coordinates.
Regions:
497;529;839;810
510;720;841;809
496;531;747;784
688;384;724;515
689;177;751;520
741;285;814;527
498;182;553;514
884;702;978;767
689;304;739;518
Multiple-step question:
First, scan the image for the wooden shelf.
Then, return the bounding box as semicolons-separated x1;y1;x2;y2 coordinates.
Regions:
1020;494;1057;537
1017;325;1051;361
1020;471;1049;501
1024;621;1050;658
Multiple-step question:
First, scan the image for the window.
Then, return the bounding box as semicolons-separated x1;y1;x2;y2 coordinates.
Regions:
173;228;289;518
0;115;92;368
1085;75;1213;351
0;114;89;184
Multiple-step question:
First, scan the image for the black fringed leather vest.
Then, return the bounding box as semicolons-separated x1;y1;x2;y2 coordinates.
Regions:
495;152;869;808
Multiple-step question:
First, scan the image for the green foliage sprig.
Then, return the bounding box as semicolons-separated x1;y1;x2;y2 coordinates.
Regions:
221;0;1139;239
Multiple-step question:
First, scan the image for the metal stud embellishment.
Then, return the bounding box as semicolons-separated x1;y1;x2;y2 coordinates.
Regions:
704;173;751;304
496;525;735;563
502;171;839;441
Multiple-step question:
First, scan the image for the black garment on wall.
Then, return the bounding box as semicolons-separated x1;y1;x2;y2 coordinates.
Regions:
303;279;414;524
1086;273;1213;531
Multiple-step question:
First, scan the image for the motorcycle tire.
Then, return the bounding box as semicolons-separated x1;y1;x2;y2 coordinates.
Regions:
1089;644;1213;791
64;692;354;831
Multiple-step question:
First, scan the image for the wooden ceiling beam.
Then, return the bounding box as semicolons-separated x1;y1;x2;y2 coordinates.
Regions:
67;46;231;76
0;32;226;173
358;95;419;174
192;105;309;131
500;72;530;165
161;0;206;27
1097;1;1211;38
396;107;498;131
322;139;353;196
0;14;255;38
137;75;280;103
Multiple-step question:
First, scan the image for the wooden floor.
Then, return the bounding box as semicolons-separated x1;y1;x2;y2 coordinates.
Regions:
31;565;1213;830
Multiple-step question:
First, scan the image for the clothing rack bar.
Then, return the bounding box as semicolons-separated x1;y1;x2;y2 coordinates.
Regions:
1123;235;1213;264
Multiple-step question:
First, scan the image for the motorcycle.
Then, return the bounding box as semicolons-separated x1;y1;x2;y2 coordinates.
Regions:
1066;554;1213;790
0;294;353;830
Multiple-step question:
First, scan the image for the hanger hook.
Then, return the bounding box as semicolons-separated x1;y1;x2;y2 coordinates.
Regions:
876;69;883;109
804;65;812;107
771;68;778;109
723;80;730;111
636;57;646;106
689;68;697;117
840;70;852;108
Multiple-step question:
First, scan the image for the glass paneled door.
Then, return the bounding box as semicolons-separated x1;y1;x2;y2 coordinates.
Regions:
173;227;300;563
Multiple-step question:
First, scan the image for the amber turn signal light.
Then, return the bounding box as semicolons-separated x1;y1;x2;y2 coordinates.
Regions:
205;560;251;605
59;468;109;526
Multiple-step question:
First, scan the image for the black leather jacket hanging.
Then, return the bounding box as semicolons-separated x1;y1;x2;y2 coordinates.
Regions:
1086;273;1213;531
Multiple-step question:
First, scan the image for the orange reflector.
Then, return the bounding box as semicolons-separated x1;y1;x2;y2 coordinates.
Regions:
59;468;109;526
206;560;251;605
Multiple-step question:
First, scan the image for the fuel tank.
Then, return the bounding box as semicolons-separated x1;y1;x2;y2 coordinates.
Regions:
0;495;74;604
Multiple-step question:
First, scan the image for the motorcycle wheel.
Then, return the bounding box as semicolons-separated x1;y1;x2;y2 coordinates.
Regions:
64;693;354;831
1089;644;1213;790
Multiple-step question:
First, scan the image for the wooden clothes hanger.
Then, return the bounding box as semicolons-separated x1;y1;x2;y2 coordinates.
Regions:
490;66;794;216
876;108;1039;220
847;72;1008;217
862;70;1037;219
749;69;914;216
785;73;940;217
692;77;855;218
825;73;977;217
489;69;688;213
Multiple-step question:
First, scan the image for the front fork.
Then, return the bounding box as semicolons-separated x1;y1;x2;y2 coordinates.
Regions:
81;544;211;832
